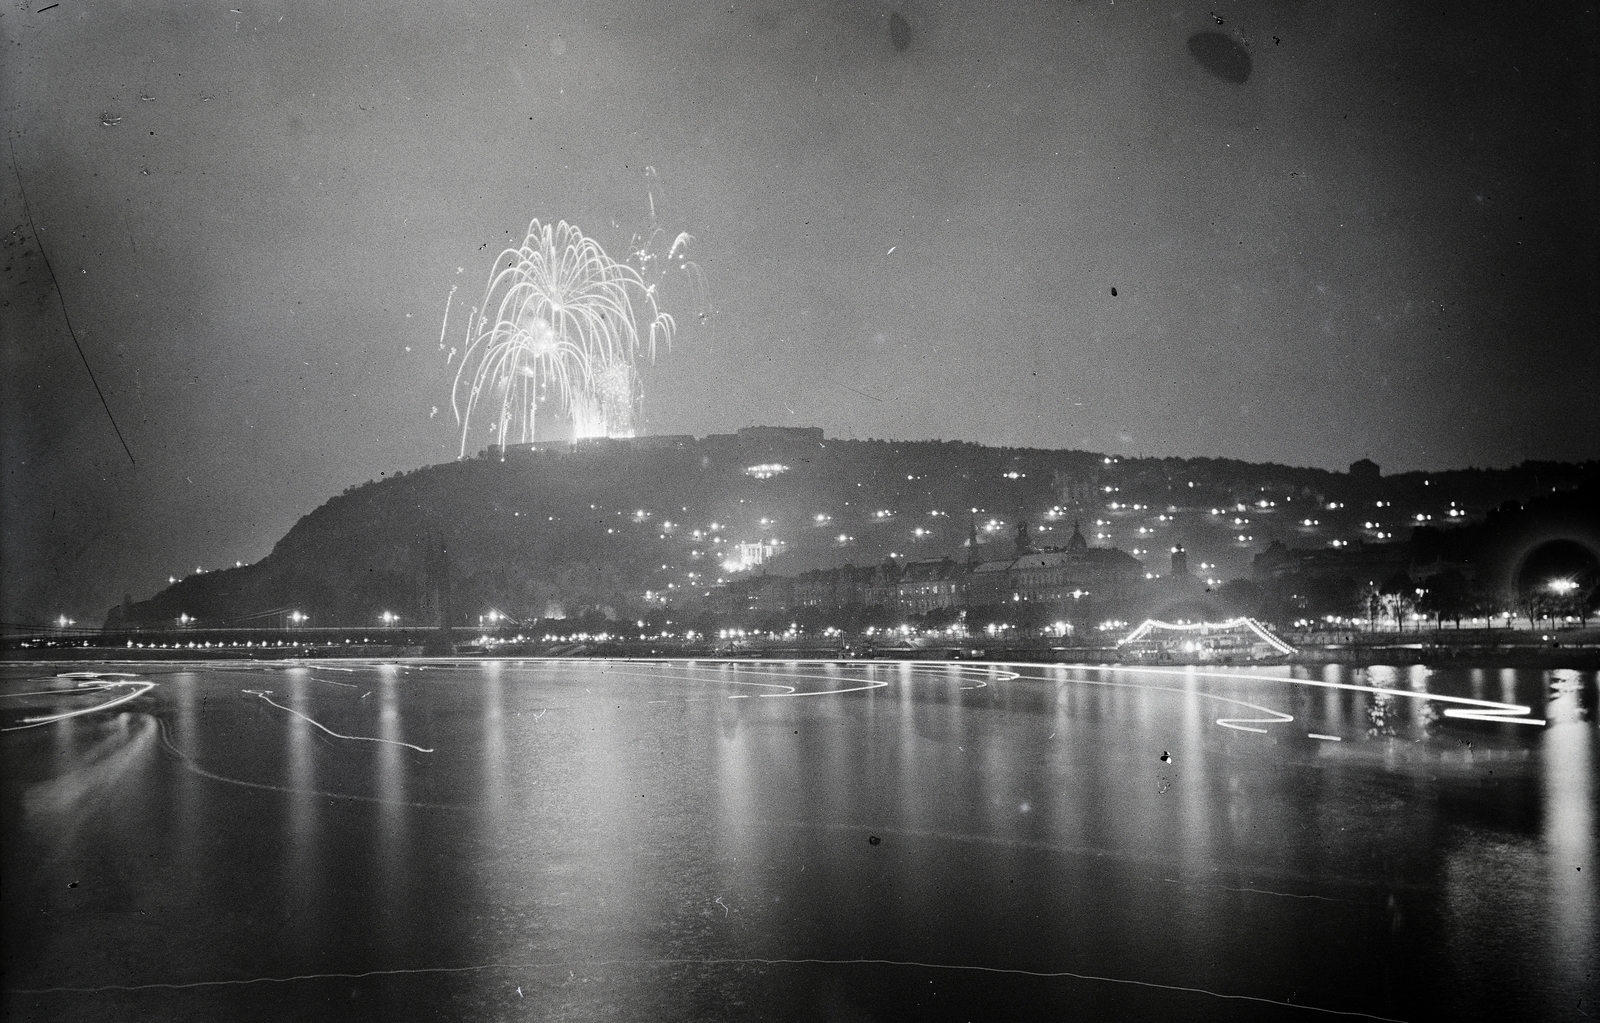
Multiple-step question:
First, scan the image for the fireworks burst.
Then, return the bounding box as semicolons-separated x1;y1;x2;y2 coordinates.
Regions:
631;167;710;311
450;219;680;456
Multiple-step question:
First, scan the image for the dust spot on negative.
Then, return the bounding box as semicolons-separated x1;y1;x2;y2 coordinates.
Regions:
1187;31;1251;83
889;11;911;51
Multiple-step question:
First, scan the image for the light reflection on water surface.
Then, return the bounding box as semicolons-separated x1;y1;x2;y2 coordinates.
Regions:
2;659;1593;1022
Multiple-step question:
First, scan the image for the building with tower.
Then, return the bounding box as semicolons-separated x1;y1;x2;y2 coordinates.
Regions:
965;521;1143;607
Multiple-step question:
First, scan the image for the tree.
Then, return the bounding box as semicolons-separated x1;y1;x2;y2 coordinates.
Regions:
1378;571;1415;632
964;603;1010;633
1417;570;1470;629
792;604;829;635
1304;575;1363;622
1009;601;1053;639
919;606;961;632
857;603;895;632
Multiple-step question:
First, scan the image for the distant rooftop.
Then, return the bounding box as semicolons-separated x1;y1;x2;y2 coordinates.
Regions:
735;426;825;443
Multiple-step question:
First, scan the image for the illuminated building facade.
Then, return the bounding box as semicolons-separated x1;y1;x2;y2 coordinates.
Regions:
896;558;963;612
965;523;1142;605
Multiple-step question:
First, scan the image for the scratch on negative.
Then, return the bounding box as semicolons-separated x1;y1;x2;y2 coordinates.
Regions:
2;958;1408;1018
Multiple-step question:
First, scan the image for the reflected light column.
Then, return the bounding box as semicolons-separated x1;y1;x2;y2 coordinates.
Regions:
284;673;324;942
375;668;411;953
1542;669;1594;1006
1320;664;1345;732
173;672;203;884
1177;667;1213;870
481;662;506;815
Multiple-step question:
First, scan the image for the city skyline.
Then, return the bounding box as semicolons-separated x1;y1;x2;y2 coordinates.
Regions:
3;0;1596;620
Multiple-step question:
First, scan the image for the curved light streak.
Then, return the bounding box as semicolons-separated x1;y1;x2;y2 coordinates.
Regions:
243;690;434;753
1096;665;1546;729
272;657;1543;731
0;678;157;731
154;717;459;809
1212;702;1297;734
999;666;1298;734
592;658;1009;699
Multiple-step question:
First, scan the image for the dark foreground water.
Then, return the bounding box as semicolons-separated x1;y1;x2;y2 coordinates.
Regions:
2;659;1594;1022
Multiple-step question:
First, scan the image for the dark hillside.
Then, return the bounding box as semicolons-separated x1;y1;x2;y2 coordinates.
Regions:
109;431;1598;630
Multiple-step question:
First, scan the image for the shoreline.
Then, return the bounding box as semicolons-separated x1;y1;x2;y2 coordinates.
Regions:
6;637;1598;670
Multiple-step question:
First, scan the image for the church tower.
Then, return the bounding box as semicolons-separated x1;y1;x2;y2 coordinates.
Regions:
1067;520;1089;554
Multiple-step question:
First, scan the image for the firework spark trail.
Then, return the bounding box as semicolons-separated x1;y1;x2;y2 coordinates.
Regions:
635;170;708;313
450;187;706;455
452;220;677;455
450;305;476;426
436;284;456;351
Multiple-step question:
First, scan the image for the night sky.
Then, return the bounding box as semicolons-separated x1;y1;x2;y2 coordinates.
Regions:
3;0;1596;622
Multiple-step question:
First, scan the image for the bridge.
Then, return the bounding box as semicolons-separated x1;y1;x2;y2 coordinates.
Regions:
2;623;455;657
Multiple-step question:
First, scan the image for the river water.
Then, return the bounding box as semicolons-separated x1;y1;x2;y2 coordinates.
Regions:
2;659;1594;1021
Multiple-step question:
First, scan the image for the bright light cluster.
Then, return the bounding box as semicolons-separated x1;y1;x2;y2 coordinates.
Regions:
451;219;689;454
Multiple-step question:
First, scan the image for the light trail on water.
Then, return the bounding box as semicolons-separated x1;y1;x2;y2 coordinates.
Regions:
242;689;434;753
153;717;461;810
1087;664;1546;729
0;676;157;731
554;657;1540;734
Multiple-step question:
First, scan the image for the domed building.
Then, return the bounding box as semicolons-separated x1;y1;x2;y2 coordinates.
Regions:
965;521;1143;607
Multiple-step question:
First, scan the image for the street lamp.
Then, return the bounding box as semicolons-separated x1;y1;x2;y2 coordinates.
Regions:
1549;579;1580;628
480;609;509;629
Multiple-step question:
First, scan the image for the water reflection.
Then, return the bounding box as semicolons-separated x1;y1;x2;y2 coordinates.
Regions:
24;711;156;828
1;660;1592;1021
172;672;203;891
1543;670;1594;1014
283;671;324;947
1320;664;1345;731
1177;669;1213;872
480;661;506;814
374;672;409;955
1500;667;1519;709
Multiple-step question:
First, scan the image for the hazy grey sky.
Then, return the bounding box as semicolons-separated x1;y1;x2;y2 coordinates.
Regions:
3;0;1596;620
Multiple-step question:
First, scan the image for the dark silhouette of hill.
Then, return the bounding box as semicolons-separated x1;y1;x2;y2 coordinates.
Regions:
105;430;1598;630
